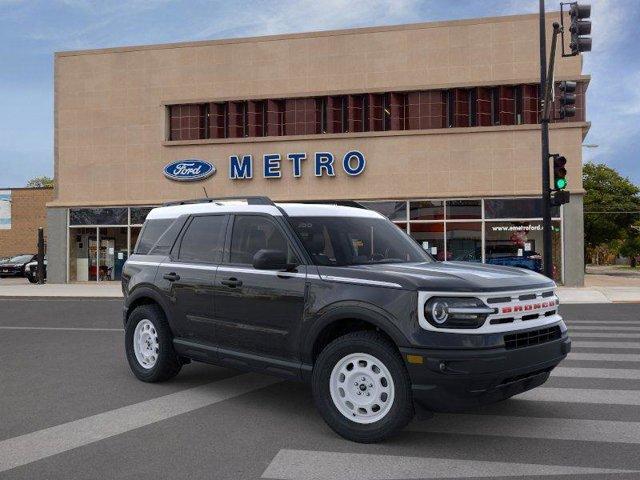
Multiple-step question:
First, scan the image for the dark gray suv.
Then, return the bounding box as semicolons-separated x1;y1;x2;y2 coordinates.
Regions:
122;196;570;443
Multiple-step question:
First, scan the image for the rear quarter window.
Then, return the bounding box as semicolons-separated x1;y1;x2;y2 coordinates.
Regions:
135;219;174;255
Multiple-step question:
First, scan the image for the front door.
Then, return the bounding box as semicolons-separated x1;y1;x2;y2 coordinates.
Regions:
213;214;307;360
156;214;228;342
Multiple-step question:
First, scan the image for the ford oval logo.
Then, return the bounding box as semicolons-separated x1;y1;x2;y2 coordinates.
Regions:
163;159;216;182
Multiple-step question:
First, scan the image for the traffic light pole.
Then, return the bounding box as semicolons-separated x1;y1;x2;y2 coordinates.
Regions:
539;0;554;279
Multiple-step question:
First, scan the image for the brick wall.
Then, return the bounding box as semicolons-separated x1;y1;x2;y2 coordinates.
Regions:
0;188;54;258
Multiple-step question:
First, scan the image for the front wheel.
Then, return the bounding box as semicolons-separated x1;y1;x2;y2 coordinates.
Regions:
312;331;414;443
125;304;182;382
27;274;37;283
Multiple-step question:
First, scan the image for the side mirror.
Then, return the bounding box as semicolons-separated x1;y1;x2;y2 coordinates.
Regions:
252;249;289;270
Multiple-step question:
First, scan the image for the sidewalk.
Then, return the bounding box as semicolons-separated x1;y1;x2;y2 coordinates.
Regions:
0;277;639;303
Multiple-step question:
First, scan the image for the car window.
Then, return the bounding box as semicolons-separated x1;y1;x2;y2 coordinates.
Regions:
9;255;33;263
228;215;299;265
178;215;227;263
292;216;432;266
136;219;174;255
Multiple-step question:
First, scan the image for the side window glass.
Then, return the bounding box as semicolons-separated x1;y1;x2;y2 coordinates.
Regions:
229;216;299;265
178;215;226;263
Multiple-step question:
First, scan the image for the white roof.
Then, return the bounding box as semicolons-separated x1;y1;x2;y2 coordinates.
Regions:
146;201;383;220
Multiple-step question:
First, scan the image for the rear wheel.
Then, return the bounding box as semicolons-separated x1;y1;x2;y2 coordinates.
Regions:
125;304;181;382
27;274;37;283
312;331;414;443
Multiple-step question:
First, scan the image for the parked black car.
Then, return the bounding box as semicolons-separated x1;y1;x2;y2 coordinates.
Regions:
121;197;570;443
0;254;36;278
24;257;47;283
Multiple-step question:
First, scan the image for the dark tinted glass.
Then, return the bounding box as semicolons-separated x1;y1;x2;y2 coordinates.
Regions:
409;223;444;261
69;208;127;225
446;222;482;262
446;200;481;219
229;216;297;265
484;198;560;219
292;216;431;266
360;201;407;221
409;201;444;220
178;215;227;263
136;219;173;254
130;207;154;225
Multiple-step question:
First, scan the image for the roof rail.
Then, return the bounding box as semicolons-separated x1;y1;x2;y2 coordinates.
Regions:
296;200;369;210
163;196;275;207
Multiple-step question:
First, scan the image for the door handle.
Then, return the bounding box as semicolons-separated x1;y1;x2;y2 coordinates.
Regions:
220;277;243;288
163;272;180;282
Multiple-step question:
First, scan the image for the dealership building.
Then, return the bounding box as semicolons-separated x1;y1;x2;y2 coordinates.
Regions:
47;12;589;285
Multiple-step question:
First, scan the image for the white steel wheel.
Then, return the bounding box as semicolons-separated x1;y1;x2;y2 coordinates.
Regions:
329;352;395;424
133;319;159;369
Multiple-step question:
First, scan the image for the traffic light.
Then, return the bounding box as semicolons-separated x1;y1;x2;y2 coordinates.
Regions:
558;81;577;119
569;3;592;55
551;190;570;207
552;154;568;190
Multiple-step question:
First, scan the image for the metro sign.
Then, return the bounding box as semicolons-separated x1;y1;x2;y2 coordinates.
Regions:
501;299;556;315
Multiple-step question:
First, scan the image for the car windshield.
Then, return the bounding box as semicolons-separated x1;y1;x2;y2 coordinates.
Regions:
291;216;432;266
9;255;32;263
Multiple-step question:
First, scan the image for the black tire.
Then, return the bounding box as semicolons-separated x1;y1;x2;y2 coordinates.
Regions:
27;274;37;284
125;304;182;382
312;331;414;443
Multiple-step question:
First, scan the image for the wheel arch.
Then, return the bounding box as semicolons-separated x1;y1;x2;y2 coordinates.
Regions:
303;303;408;367
124;285;172;329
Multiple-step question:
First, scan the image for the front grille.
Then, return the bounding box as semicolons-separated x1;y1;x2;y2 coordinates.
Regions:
504;326;561;350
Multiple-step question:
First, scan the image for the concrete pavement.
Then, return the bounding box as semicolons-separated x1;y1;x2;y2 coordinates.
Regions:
1;300;640;479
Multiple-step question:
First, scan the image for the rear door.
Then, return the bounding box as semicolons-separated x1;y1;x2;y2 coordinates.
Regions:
213;214;307;360
157;214;228;342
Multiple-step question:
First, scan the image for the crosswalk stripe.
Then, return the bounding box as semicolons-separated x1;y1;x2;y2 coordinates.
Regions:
261;449;636;479
566;320;640;325
0;326;123;332
410;414;640;444
570;332;640;339
553;367;640;379
517;387;640;405
569;352;640;362
570;325;640;331
572;340;640;349
0;373;279;473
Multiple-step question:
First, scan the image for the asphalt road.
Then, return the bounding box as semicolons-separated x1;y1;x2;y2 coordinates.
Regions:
1;300;639;479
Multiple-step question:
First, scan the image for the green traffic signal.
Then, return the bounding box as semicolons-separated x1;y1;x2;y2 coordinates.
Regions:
555;178;567;190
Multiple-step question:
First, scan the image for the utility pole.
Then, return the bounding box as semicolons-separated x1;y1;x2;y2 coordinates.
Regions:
539;0;553;279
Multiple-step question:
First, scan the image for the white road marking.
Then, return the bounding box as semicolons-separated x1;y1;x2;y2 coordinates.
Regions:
570;325;640;331
572;340;640;349
553;366;640;380
517;387;640;406
569;352;640;362
570;332;640;338
0;326;123;332
0;373;279;473
261;449;636;479
567;320;640;325
410;414;640;444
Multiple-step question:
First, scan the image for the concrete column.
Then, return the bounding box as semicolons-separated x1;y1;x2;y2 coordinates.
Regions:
46;208;67;283
561;193;585;287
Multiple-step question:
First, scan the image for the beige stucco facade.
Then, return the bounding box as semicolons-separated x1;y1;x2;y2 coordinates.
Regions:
52;13;587;207
49;13;588;286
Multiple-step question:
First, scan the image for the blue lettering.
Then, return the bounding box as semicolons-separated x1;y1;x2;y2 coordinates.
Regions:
263;154;281;178
342;150;366;176
229;155;253;179
287;153;306;178
314;152;335;177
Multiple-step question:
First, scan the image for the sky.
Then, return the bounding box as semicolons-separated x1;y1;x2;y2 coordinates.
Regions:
0;0;638;187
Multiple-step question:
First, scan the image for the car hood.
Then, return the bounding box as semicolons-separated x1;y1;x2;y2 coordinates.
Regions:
318;261;555;292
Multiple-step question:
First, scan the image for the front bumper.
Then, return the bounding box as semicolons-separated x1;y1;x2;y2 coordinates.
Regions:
401;331;571;412
0;267;23;276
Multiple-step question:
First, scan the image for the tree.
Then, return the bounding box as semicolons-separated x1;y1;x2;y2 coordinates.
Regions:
26;176;54;188
583;163;640;249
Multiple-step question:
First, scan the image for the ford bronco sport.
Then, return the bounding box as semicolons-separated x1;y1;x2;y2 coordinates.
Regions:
122;196;570;443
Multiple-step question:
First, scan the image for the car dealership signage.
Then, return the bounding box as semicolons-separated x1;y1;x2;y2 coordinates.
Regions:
229;150;366;179
165;150;365;182
163;159;216;181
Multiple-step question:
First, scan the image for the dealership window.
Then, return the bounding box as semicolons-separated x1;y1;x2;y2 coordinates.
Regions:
406;91;446;130
484;198;559;219
285;98;319;136
447;200;481;219
409;223;445;261
208;102;227;139
410;201;444;221
169;104;205;141
266;99;285;136
69;208;127;226
447;222;482;262
361;201;407;221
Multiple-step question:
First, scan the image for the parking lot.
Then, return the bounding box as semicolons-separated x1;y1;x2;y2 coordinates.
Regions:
1;299;640;479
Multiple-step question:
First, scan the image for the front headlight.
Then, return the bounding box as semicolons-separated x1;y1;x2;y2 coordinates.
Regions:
424;297;494;329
